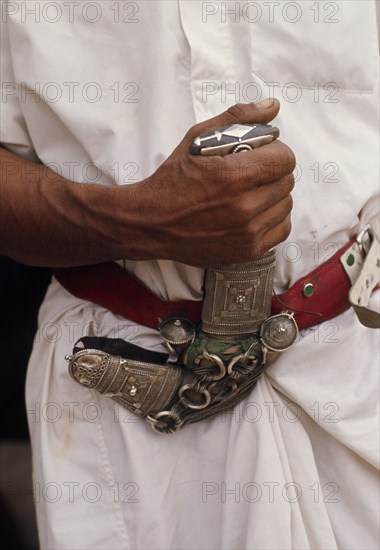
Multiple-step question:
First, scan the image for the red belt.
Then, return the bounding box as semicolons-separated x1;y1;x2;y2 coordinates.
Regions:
53;238;357;332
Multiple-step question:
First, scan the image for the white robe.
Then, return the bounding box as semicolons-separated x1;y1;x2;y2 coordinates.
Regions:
1;1;379;548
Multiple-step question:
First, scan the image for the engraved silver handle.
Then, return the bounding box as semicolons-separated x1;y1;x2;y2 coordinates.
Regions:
191;123;278;337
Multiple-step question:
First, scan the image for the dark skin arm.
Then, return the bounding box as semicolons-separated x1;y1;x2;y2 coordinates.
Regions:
0;100;295;268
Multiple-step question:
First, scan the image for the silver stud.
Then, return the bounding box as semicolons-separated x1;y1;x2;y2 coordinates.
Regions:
236;293;246;305
159;317;195;345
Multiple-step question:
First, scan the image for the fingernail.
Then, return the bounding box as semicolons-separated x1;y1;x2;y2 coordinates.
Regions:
257;98;277;109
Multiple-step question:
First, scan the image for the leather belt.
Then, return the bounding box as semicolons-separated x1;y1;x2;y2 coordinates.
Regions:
54;230;379;332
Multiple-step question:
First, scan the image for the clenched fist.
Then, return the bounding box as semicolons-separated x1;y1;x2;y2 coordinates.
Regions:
130;99;295;267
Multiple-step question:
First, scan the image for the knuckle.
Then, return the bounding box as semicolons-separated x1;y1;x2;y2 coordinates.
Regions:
228;198;248;226
186;103;252;143
280;176;295;196
236;200;254;225
247;218;264;243
275;174;294;197
226;103;249;122
282;145;297;173
284;194;294;214
285;172;295;190
273;141;297;174
185;121;209;144
183;127;195;145
277;195;293;221
282;216;292;240
288;194;294;210
196;156;221;183
187;120;203;138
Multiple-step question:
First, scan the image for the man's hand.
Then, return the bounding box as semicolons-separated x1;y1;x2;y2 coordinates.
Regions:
129;99;295;267
0;99;295;268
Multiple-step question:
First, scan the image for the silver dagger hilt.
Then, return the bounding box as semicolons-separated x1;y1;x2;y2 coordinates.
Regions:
187;123;298;358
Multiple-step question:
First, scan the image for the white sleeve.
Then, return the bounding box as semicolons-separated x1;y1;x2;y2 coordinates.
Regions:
0;11;38;161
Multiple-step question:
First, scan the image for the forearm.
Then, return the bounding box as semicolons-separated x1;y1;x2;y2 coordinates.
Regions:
0;147;146;267
0;101;295;269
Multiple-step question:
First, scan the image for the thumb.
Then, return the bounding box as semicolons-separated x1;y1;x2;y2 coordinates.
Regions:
185;99;280;145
